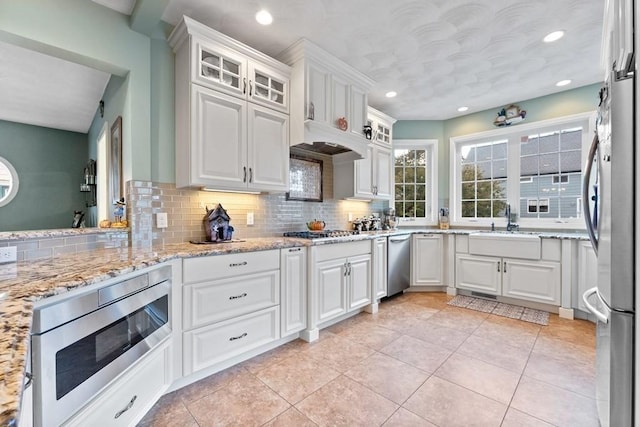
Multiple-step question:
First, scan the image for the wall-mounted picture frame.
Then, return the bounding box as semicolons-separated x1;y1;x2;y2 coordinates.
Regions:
286;155;323;202
109;116;123;205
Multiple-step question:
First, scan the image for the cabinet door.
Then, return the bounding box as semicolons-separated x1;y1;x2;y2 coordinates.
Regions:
316;258;348;322
350;85;367;138
281;247;307;336
331;74;350;130
372;238;388;299
248;61;289;113
354;144;374;198
191;85;247;189
577;242;598;312
247;103;289;192
306;62;329;124
192;38;247;98
502;258;561;305
455;254;502;295
374;145;393;199
348;254;372;310
413;234;443;286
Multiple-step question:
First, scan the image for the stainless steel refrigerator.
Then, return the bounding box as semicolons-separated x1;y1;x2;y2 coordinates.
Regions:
582;1;635;425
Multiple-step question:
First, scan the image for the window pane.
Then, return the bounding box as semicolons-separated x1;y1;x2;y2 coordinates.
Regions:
559;196;579;218
477;200;492;217
539;153;559;175
492;159;507;179
520;155;538;177
416;151;426;166
404;168;415;183
416;185;426;200
405;185;415;200
395;201;404;216
461;182;475;199
416;167;425;182
476;180;492;200
476;145;492;161
476;161;491;179
560;129;582;150
492;200;507;217
521;136;539;156
395;151;407;166
560;151;581;173
539;132;559;153
492;179;507;199
461;146;475;163
462;201;476;217
395;167;403;182
415;202;425;217
395;184;404;199
461;164;476;181
492;142;507;159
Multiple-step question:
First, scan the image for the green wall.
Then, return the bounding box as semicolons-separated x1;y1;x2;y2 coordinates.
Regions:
0;120;88;231
394;83;601;207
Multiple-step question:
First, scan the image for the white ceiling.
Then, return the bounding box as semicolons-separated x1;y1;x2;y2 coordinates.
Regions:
161;0;605;120
1;0;605;134
0;41;110;133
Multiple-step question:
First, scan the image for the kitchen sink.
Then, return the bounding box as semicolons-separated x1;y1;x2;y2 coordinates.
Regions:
468;232;541;259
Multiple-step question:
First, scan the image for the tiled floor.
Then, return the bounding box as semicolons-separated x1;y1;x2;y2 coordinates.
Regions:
138;292;598;427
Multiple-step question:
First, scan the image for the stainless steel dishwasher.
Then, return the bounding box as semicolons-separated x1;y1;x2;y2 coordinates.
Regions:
387;233;411;296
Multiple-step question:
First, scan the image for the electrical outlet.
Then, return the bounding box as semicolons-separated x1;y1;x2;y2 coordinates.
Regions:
247;212;254;225
156;212;168;228
348;213;353;222
0;246;17;264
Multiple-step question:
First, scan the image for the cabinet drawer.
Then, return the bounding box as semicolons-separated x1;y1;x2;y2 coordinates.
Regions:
184;270;279;329
314;240;371;262
64;340;171;427
184;306;279;375
183;250;280;283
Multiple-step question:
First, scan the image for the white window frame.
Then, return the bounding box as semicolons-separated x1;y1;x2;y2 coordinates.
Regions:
394;139;438;227
450;112;595;229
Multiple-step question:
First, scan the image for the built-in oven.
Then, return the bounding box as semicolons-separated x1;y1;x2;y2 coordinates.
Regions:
30;265;171;426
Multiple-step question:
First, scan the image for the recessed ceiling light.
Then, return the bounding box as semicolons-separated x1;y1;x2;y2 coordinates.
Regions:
556;79;572;87
543;30;565;43
255;10;273;25
457;106;469;112
385;91;397;98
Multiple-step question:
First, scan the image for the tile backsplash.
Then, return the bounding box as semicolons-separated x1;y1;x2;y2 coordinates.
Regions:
128;153;388;247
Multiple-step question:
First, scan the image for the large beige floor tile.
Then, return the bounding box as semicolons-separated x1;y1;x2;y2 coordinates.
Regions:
524;350;595;398
345;352;429;404
137;391;197;427
177;364;248;404
425;306;489;334
456;334;531;374
501;408;554;427
379;335;452;373
296;375;398;426
336;321;402;350
403;292;452;310
186;374;290;426
511;376;599;427
434;352;520;404
256;355;340;404
404;376;507;426
368;307;424;331
324;312;373;334
382;408;437;426
263;407;318;426
533;334;595;364
405;319;471;350
301;334;375;372
240;339;306;374
541;315;596;348
472;314;540;350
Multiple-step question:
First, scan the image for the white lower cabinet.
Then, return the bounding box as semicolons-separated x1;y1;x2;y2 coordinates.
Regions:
412;234;444;287
577;241;597;312
348;254;372;310
182;250;281;375
456;253;561;305
280;247;307;336
317;257;349;322
64;340;172;427
372;237;388;300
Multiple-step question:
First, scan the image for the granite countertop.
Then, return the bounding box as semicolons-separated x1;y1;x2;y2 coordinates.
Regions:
0;229;590;425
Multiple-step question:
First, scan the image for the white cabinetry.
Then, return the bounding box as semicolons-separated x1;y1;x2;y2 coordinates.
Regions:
306;240;371;340
64;340;172;427
577;241;597;312
278;40;374;160
455;237;561;305
372;237;388;300
280;247;307;336
170;16;290;192
333;107;396;200
182;250;281;375
412;234;444;287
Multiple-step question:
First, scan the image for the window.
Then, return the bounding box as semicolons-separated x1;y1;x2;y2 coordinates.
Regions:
451;112;594;228
394;139;438;226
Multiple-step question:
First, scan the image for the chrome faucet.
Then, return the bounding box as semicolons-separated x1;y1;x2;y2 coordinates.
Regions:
505;203;519;232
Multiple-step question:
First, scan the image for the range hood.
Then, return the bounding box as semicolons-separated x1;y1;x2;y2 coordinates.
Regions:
291;120;368;161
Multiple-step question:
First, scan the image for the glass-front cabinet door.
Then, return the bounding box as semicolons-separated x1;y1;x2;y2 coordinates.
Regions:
376;123;391;144
193;39;247;99
249;63;289;113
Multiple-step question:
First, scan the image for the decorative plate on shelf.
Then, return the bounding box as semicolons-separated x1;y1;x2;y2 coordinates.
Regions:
337;117;348;131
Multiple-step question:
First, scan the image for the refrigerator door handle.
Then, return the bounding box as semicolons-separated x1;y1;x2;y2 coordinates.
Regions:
583;132;599;255
582;287;608;323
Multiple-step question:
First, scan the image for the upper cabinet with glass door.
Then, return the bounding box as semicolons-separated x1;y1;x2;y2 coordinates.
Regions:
188;23;289;114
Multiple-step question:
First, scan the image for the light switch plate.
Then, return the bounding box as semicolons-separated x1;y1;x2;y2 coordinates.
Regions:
0;246;17;264
156;212;168;228
247;212;254;225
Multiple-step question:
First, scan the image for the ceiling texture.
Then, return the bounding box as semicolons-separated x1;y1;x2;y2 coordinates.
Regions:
2;0;605;133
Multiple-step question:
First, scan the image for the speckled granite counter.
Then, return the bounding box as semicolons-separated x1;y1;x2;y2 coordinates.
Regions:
0;229;589;425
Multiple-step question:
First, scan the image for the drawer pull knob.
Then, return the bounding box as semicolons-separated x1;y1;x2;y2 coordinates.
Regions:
229;261;248;267
229;292;248;300
114;395;137;419
229;332;248;341
289;248;302;252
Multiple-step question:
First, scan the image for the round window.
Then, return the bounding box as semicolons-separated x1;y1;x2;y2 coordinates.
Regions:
0;156;19;207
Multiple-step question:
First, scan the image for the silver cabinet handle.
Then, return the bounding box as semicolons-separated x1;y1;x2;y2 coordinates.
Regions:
243;166;247;183
229;332;248;341
289;247;302;252
229;292;247;300
249;167;253;183
243;77;247;94
582;287;608;323
503;261;507;273
229;261;247;267
249;80;253;96
497;261;501;272
115;395;137;419
343;263;348;277
347;262;352;276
